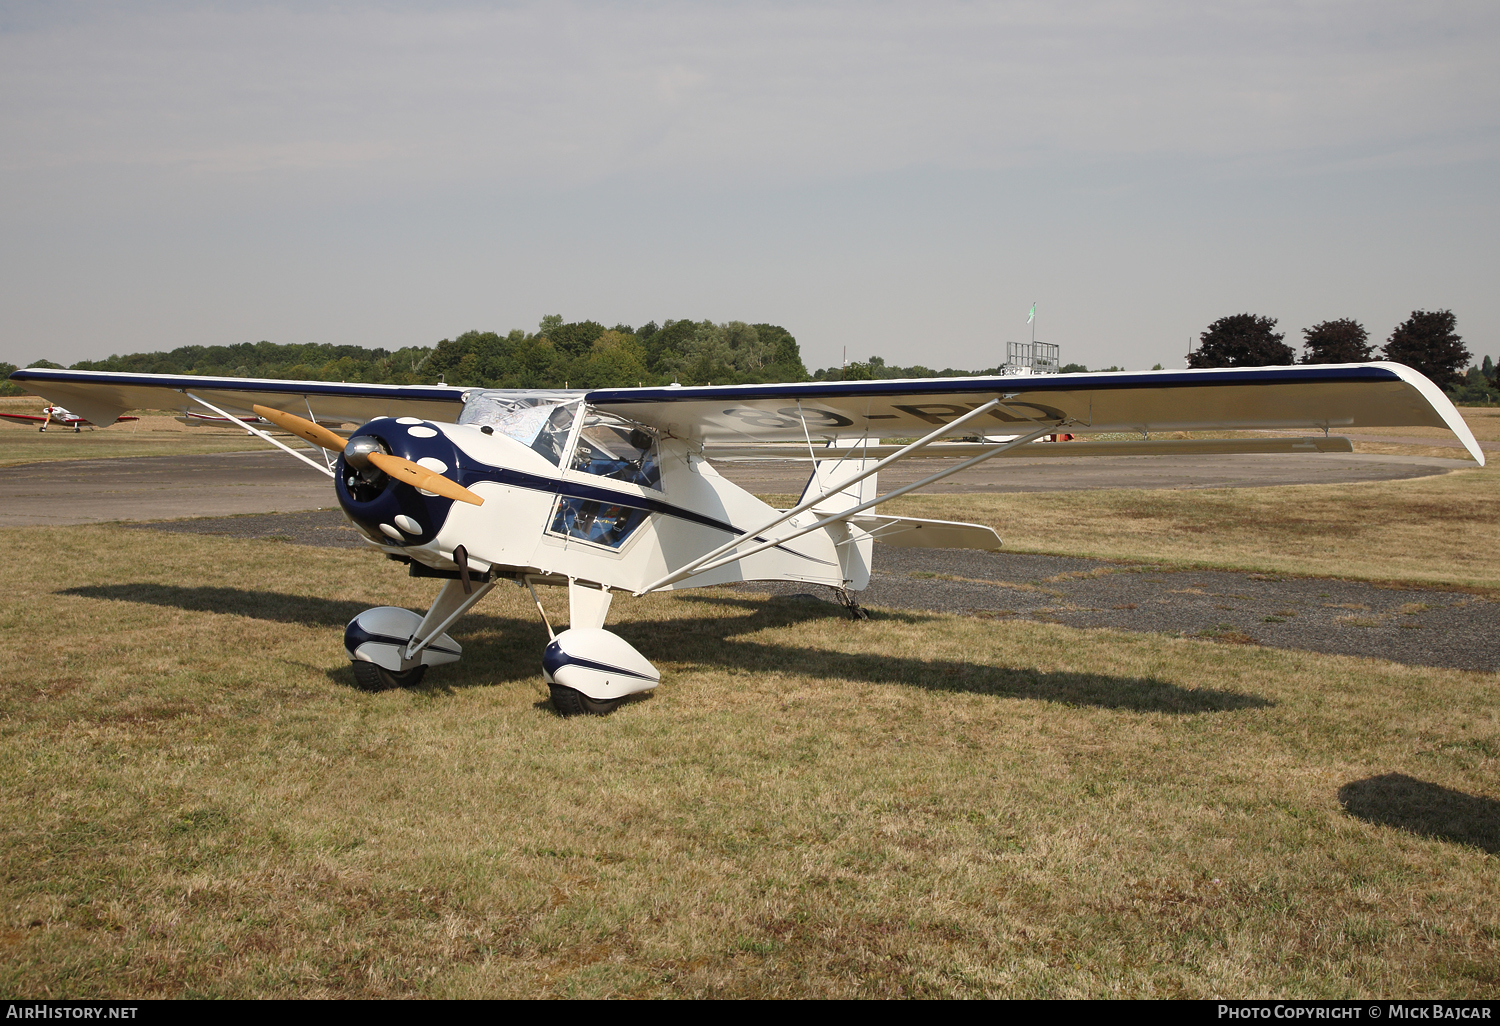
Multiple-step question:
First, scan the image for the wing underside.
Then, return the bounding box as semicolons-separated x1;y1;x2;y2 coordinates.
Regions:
586;362;1483;465
9;362;1483;466
7;369;474;429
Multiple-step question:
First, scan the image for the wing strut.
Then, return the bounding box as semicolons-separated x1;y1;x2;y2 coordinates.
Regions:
185;392;335;478
636;423;1055;592
635;402;1061;595
636;398;1009;594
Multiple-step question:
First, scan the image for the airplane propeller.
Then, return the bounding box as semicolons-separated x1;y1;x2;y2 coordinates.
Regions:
251;405;484;507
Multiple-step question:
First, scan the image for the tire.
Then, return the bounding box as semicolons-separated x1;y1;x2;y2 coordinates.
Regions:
549;684;622;717
351;660;427;692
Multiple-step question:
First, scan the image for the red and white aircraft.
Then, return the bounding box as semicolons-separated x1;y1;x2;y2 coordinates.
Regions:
0;405;139;432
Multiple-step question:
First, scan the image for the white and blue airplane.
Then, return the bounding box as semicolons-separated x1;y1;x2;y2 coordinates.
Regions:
10;363;1483;715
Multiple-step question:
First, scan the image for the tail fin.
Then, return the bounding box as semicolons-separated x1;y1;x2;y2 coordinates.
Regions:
795;443;879;590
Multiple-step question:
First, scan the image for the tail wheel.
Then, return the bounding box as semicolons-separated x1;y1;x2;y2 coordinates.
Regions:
549;684;622;717
351;661;427;692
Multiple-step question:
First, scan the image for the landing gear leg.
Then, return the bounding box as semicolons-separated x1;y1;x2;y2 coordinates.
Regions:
835;588;870;621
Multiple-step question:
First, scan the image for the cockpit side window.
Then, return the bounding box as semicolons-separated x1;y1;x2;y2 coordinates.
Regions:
569;411;662;490
458;393;577;466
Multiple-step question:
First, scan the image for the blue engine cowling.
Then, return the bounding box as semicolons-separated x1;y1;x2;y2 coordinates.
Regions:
335;417;466;547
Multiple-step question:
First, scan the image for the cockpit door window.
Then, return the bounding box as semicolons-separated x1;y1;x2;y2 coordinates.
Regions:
568;410;662;490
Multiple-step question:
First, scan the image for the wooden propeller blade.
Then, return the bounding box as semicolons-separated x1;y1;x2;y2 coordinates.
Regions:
251;405;347;452
366;452;484;507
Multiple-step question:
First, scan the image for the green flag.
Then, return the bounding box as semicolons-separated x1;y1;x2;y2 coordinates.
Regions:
1027;303;1035;324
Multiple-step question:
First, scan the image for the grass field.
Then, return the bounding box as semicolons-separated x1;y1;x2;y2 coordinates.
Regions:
2;492;1497;997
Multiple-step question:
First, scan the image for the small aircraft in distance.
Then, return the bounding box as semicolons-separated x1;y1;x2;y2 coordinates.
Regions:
10;362;1484;716
0;404;139;432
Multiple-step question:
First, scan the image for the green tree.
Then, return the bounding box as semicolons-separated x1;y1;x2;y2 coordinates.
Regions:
1382;309;1469;389
643;319;701;376
544;319;607;359
569;331;649;388
751;323;808;380
1188;314;1294;368
0;361;22;396
1301;319;1373;364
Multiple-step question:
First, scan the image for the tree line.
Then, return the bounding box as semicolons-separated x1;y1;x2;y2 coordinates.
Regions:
3;308;1490;401
1188;309;1496;401
0;317;810;396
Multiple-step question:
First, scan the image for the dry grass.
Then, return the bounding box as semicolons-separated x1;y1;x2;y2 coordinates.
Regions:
2;525;1497;998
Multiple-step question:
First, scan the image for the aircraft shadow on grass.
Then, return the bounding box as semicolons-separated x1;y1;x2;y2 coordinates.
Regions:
1339;773;1500;855
62;583;1272;714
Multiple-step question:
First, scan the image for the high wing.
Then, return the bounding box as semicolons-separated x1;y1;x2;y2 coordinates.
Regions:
9;361;1483;466
7;368;476;429
587;362;1484;465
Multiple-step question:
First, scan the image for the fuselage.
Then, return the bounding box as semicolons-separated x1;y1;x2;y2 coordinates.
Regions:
332;396;857;594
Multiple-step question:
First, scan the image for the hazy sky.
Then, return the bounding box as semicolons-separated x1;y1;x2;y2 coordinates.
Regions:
3;0;1496;373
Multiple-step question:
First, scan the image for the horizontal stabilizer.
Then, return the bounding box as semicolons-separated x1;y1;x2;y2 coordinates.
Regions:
845;514;1002;551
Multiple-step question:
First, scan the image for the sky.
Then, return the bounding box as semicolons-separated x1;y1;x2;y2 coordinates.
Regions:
2;0;1497;373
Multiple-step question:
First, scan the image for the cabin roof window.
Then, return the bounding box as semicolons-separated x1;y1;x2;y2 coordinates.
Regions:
459;392;577;466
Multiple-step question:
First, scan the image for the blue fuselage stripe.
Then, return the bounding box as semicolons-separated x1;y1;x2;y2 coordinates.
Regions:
460;462;830;565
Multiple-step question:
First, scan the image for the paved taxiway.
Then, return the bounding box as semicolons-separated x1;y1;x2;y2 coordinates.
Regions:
0;448;1471;525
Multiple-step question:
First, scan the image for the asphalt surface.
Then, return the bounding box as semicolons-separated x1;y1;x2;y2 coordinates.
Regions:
1;451;334;526
125;508;1498;673
0;449;1468;525
740;548;1499;673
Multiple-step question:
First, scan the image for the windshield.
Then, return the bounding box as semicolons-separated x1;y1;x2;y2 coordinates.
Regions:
570;410;661;489
459;392;577;466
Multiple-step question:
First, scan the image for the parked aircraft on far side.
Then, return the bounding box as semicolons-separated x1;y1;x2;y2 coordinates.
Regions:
0;404;139;432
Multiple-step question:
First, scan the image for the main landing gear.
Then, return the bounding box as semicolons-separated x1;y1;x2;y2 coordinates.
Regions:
343;579;484;692
530;578;660;716
342;574;661;716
